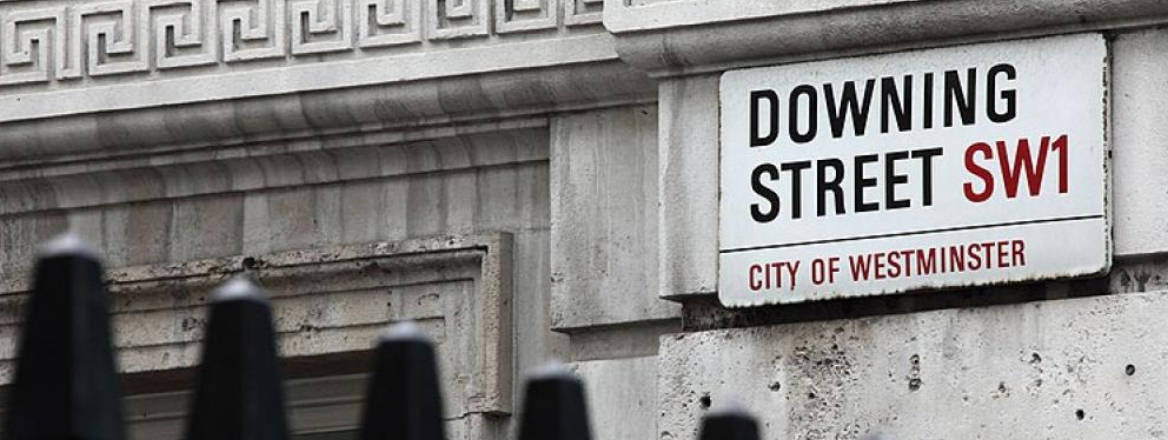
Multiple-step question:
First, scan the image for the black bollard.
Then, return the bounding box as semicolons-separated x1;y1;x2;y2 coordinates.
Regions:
697;400;760;440
516;363;593;440
5;232;125;440
358;321;446;440
185;276;289;440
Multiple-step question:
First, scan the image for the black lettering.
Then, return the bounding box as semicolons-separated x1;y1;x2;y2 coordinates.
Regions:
945;68;976;127
923;73;934;129
884;151;910;209
987;63;1016;123
881;76;912;133
912;147;944;206
750;90;780;146
750;164;781;222
824;79;875;138
780;161;811;219
789;85;818;143
854;154;879;212
817;159;846;216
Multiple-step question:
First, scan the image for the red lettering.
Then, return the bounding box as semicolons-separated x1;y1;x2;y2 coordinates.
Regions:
786;260;799;291
1051;135;1069;193
995;137;1049;198
886;251;901;278
898;250;915;274
967;243;981;270
997;240;1010;267
916;248;936;274
1012;240;1026;266
849;254;872;281
964;142;994;202
949;248;965;272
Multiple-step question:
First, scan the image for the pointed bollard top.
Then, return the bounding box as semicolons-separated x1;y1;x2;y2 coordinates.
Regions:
5;231;125;440
185;276;289;440
517;362;593;440
359;321;446;440
697;399;760;440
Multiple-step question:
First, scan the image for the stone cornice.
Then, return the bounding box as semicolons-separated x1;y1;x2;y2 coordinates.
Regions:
14;0;1168;163
0;0;654;160
0;57;652;162
0;0;605;115
605;0;1168;77
1;33;618;122
0;122;550;216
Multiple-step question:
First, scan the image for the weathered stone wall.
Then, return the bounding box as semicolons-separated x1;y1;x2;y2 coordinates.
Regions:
0;126;561;439
2;1;1168;440
659;290;1168;439
618;3;1168;439
0;0;657;437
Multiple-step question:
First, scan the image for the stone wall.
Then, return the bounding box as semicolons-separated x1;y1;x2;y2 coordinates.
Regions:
615;2;1168;439
1;1;1168;439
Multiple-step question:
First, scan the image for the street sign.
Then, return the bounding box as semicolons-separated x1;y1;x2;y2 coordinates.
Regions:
718;34;1109;307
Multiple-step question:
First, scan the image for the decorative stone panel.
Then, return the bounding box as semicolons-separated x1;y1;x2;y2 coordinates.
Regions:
0;233;514;417
0;0;604;86
0;0;629;125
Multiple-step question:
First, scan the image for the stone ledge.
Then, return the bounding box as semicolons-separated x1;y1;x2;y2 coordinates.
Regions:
0;125;549;216
0;59;654;164
606;0;1168;77
0;0;612;123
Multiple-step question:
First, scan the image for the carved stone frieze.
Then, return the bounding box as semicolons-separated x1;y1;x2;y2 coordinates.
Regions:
0;0;601;86
0;0;636;129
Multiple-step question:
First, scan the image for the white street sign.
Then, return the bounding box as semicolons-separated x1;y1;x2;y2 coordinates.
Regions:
718;34;1109;307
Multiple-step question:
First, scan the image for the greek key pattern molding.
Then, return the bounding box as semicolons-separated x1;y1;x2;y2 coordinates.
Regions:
0;0;604;87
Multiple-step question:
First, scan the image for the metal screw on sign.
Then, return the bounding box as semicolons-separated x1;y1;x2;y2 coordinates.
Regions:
516;362;593;440
359;321;446;440
697;399;760;440
5;232;126;440
185;276;290;440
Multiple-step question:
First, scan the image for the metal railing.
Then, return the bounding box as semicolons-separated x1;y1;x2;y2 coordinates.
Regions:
3;233;760;440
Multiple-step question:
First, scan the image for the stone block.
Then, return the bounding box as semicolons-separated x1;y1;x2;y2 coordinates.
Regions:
551;105;678;329
571;356;659;440
1111;28;1168;257
658;291;1168;439
658;75;720;300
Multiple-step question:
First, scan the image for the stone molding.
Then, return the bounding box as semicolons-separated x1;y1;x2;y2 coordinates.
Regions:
0;121;549;216
0;0;654;160
0;233;515;415
6;0;1168;159
0;0;600;104
0;59;651;166
605;0;1168;77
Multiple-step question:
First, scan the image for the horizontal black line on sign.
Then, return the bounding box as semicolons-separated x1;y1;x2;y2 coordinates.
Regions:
719;214;1104;254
